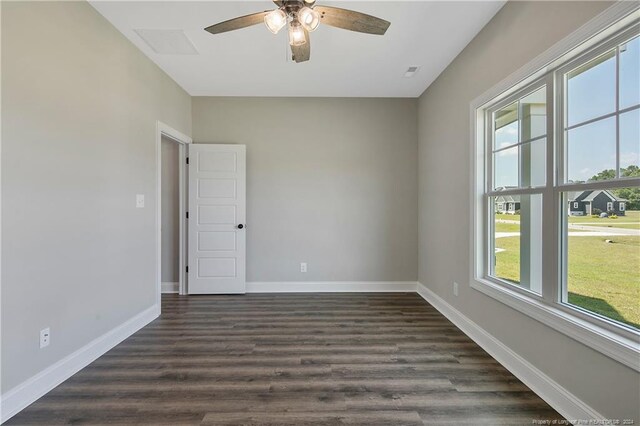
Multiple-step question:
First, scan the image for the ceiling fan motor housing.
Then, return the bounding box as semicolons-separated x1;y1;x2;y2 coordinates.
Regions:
284;0;305;17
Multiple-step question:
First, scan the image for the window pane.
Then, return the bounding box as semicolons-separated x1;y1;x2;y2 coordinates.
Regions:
494;145;518;189
566;117;616;183
620;109;640;173
567;50;616;126
521;138;546;188
492;194;543;294
520;87;546;141
494;139;546;190
564;188;640;330
494;102;518;150
620;36;640;110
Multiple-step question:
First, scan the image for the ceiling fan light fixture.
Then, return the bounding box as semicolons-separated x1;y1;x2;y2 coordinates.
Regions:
205;2;391;63
288;21;306;46
298;7;320;32
264;9;287;34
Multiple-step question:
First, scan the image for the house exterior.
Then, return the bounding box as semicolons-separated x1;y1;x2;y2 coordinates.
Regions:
568;190;627;216
495;194;520;214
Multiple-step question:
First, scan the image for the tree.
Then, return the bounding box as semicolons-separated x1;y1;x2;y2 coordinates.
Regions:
590;169;616;181
590;166;640;210
616;188;640;209
621;165;640;178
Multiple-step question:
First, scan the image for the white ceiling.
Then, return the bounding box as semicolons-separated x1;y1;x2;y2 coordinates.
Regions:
90;1;504;97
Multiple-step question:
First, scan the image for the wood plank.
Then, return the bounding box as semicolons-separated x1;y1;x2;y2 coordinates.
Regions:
201;410;423;425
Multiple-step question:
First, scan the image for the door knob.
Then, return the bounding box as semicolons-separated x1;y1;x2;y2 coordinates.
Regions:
237;224;244;229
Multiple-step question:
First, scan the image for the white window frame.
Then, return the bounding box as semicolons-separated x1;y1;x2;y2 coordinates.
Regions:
470;3;640;372
607;201;614;211
620;202;626;211
573;202;579;209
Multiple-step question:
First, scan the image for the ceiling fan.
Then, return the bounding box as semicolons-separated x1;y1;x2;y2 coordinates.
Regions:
204;0;391;63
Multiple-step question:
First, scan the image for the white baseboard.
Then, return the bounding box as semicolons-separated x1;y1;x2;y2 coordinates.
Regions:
246;281;417;293
416;282;604;422
161;281;179;293
0;304;159;424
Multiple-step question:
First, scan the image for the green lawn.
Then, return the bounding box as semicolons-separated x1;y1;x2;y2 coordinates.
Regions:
568;210;640;225
494;234;640;329
495;213;521;222
566;236;639;329
496;210;640;230
494;235;521;284
495;222;521;233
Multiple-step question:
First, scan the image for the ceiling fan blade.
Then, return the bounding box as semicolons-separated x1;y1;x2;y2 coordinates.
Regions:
314;6;390;35
291;30;310;63
204;11;270;35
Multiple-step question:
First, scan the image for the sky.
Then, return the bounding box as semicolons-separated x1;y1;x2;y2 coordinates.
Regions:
493;35;639;188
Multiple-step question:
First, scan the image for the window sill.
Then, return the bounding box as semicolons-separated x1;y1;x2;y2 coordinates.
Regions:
470;277;640;372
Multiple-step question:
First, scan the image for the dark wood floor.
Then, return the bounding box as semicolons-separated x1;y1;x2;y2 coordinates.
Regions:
9;293;563;425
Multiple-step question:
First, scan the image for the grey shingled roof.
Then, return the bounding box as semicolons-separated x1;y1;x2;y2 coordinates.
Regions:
581;189;628;202
567;189;628;202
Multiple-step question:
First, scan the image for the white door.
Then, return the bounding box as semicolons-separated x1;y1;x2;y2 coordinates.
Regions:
188;144;246;294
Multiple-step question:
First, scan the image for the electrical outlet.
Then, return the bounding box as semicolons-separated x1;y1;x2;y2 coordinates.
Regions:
300;262;307;273
453;282;459;297
40;327;50;348
136;194;145;208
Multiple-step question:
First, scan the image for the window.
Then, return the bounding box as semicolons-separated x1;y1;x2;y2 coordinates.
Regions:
473;11;639;370
487;83;547;294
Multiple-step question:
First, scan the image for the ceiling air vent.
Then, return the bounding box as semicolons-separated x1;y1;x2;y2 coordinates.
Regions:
404;66;420;78
134;29;198;55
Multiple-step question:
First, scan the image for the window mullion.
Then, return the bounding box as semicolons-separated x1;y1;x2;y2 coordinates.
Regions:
615;46;621;179
554;69;569;306
485;113;493;278
542;75;557;304
486;112;493;194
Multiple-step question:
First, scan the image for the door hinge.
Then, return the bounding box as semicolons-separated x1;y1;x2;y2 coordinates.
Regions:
186;157;189;165
186;266;189;273
186;211;189;219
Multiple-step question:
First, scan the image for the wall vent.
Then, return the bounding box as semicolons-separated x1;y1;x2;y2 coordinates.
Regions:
404;66;420;78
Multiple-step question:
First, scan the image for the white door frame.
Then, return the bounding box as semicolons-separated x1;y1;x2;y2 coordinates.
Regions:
156;121;192;309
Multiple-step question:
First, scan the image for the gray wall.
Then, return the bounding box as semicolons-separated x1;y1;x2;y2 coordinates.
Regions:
417;1;639;420
161;137;180;284
1;1;191;392
192;97;418;283
4;0;635;420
